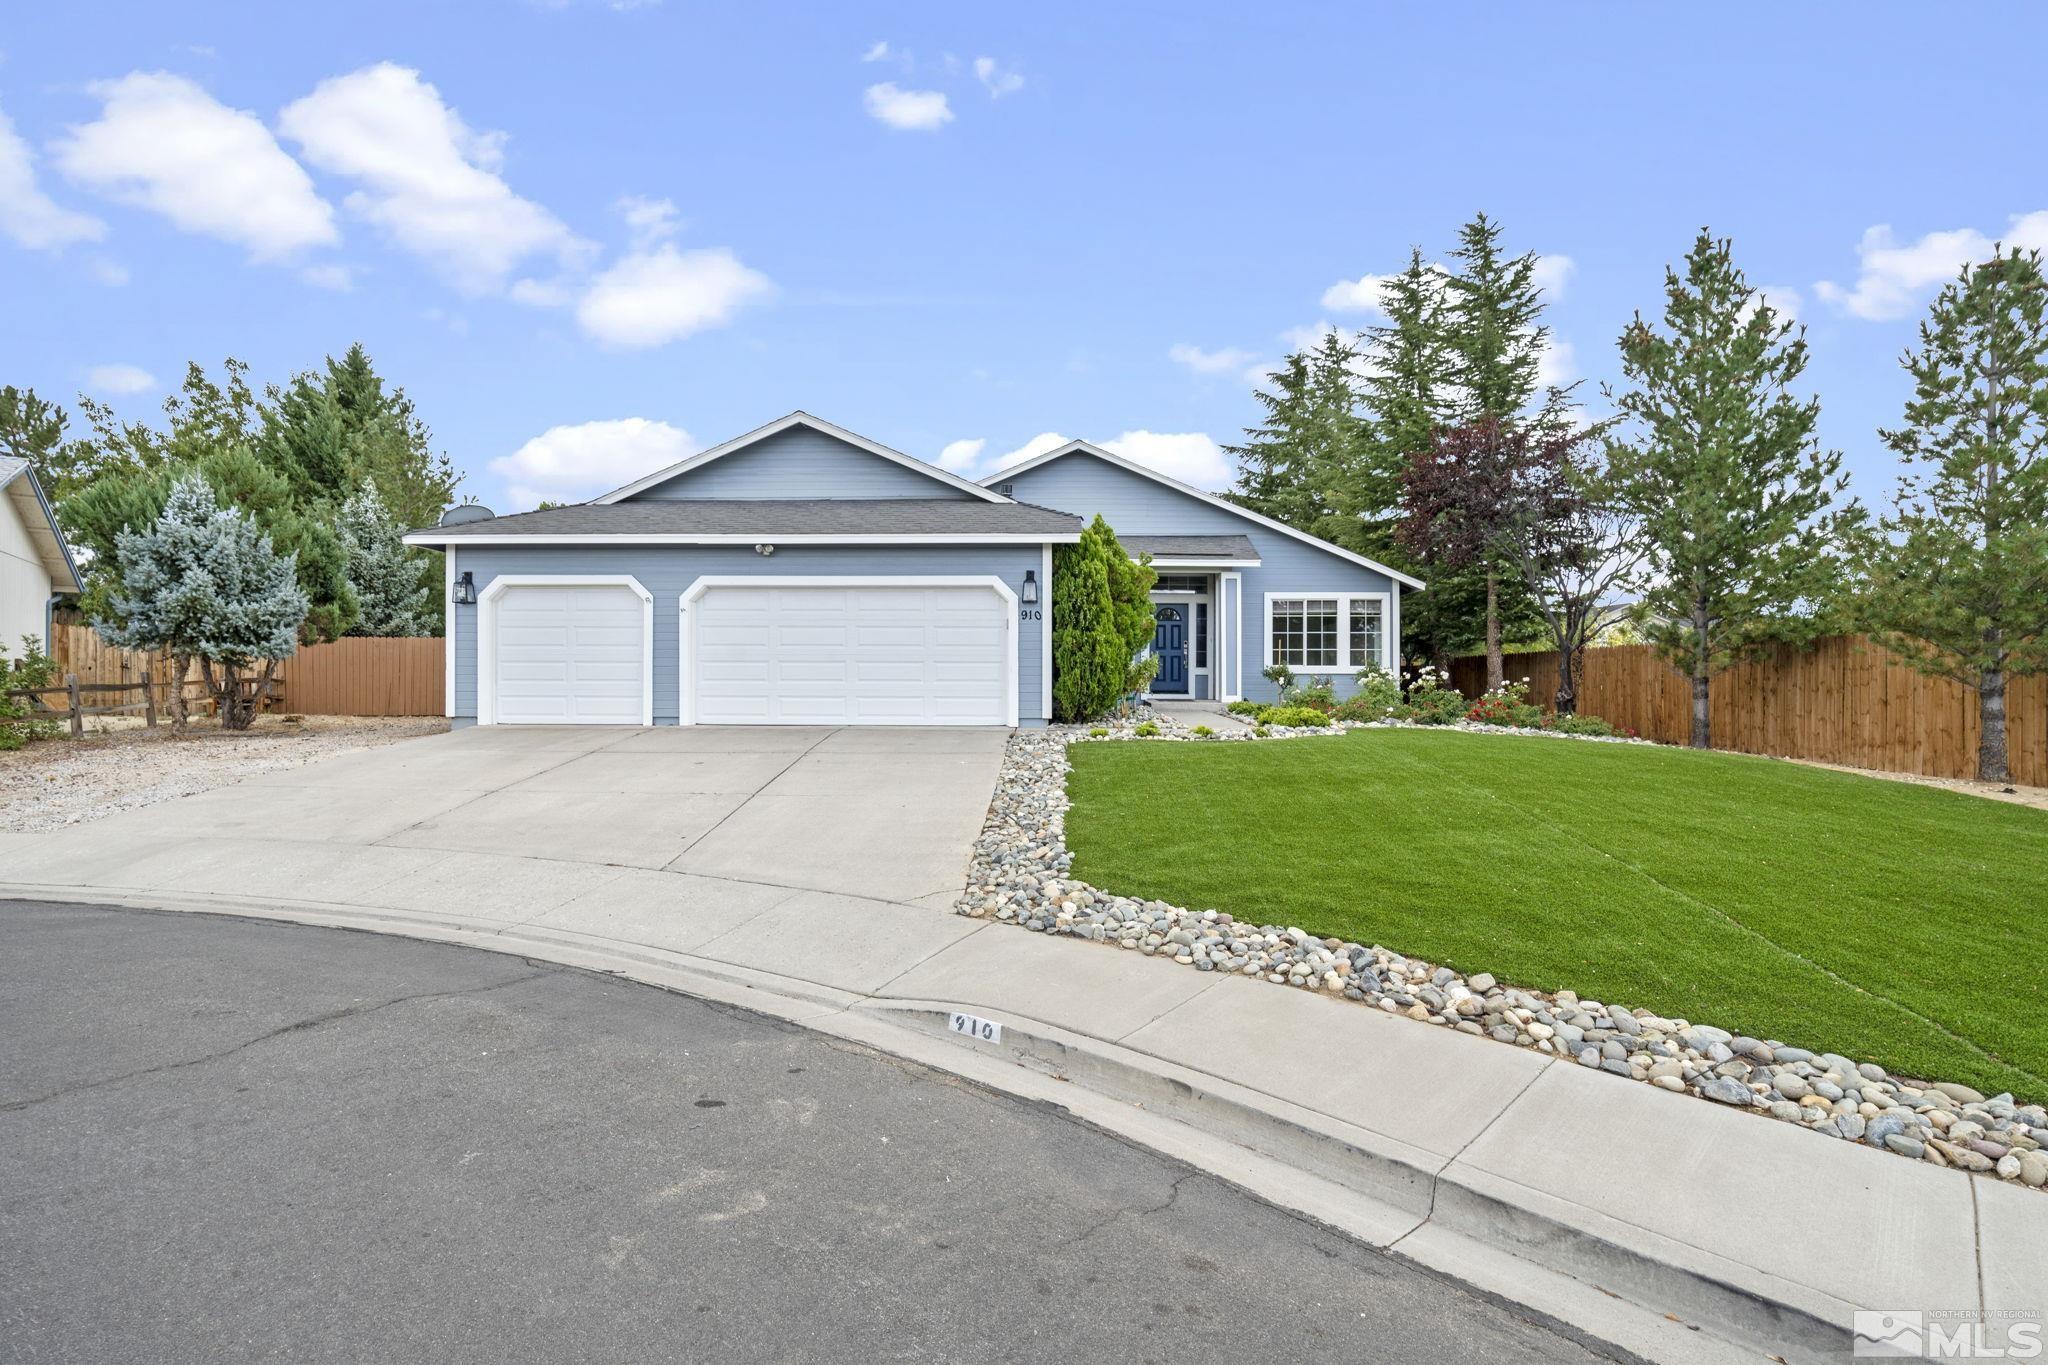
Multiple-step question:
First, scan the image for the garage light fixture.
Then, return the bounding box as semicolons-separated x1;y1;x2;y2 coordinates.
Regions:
1021;569;1039;605
754;543;776;557
452;570;477;605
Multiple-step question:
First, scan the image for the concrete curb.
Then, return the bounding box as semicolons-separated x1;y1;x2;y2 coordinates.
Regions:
4;882;1851;1364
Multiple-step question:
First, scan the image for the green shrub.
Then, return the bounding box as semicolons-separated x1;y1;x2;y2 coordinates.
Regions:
1399;667;1466;725
0;635;61;752
1544;712;1619;737
1051;515;1156;722
1466;679;1543;728
1259;705;1332;728
1338;664;1403;723
1225;699;1264;716
1251;724;1270;738
1133;722;1161;737
1192;724;1214;737
1088;727;1110;738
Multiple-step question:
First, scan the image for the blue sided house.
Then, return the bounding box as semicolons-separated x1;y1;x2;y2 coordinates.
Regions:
405;412;1421;728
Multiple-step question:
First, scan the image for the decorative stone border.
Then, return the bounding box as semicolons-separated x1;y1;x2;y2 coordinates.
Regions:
955;714;2048;1189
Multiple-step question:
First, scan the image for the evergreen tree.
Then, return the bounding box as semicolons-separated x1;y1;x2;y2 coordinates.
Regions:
1050;517;1157;721
1356;250;1452;562
1226;333;1373;551
1605;229;1859;748
1861;247;2048;782
1443;213;1556;425
99;474;309;731
339;485;434;636
0;387;90;499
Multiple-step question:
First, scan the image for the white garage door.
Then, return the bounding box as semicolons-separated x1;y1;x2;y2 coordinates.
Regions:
491;584;648;724
690;583;1011;726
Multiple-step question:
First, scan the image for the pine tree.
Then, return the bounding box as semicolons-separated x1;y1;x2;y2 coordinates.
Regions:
0;387;89;499
99;475;309;731
1226;332;1373;552
1861;247;2048;782
339;485;434;636
1606;230;1859;748
1356;250;1452;562
1050;517;1156;720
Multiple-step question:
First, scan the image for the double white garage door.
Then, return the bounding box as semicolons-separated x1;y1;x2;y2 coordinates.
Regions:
488;580;1012;727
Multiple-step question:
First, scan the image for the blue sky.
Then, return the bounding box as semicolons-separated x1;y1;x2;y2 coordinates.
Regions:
1;3;2040;514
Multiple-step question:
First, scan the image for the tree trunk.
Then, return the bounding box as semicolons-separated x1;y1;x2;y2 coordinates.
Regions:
166;650;192;732
217;661;257;731
1555;645;1579;716
1690;602;1712;749
1979;658;2010;785
1484;571;1503;692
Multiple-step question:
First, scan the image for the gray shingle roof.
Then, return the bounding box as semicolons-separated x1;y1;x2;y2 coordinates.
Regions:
1121;533;1260;561
409;498;1083;540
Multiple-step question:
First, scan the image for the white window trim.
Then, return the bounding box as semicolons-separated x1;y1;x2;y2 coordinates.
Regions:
443;549;456;718
1261;591;1392;675
1039;544;1053;725
676;574;1019;728
1220;572;1243;702
476;575;655;727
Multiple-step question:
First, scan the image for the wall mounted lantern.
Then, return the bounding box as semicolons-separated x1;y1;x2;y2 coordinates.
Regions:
1021;569;1039;605
452;570;477;605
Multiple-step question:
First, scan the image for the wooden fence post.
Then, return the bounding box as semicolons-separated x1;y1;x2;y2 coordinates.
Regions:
66;673;82;739
143;664;157;729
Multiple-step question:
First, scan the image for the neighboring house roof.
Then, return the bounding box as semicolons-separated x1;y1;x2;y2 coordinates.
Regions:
404;498;1082;546
594;411;1012;506
1120;533;1261;564
986;440;1426;590
0;456;82;594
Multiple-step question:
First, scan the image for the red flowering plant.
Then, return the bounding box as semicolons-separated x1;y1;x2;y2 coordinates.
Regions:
1465;678;1543;728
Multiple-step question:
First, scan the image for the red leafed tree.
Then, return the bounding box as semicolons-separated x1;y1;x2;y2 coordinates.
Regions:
1397;418;1527;691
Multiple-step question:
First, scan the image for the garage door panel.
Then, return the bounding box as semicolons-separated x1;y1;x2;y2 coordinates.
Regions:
491;583;648;725
691;582;1009;726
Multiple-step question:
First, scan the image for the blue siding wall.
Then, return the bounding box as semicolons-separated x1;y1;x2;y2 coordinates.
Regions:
631;426;976;500
450;543;1045;725
1003;452;1404;704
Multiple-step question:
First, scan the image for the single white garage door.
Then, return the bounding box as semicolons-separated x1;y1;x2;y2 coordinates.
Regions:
491;584;648;724
690;583;1011;726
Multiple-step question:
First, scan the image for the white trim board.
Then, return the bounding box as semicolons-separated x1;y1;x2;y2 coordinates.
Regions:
476;574;656;726
594;411;1011;505
404;531;1080;548
1039;544;1052;727
991;441;1424;590
443;549;456;719
676;574;1020;728
1261;591;1393;675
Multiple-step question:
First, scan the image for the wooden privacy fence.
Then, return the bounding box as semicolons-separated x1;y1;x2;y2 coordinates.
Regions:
1449;634;2046;787
50;624;444;718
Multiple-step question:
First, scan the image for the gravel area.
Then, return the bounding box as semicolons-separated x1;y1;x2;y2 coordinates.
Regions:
0;716;449;833
957;712;2048;1191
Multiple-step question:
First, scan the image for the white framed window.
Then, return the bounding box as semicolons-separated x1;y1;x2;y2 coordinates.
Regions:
1264;592;1391;672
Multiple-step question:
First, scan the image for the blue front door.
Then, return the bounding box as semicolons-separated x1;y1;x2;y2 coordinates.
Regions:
1152;605;1188;694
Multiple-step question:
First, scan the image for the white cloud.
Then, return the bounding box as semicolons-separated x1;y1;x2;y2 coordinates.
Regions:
489;417;696;507
1815;214;2048;321
992;431;1071;471
1532;253;1575;300
1280;319;1367;353
1102;430;1231;490
1168;342;1260;376
1320;273;1395;314
1536;336;1575;390
54;72;336;261
936;437;986;474
279;62;587;293
861;40;891;62
300;262;354;290
86;363;156;395
864;83;953;131
509;276;574;307
973;57;1024;98
1743;284;1802;325
615;194;681;247
0;103;104;250
576;244;772;347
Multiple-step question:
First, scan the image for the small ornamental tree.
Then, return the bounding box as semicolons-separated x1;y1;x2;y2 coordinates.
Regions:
1397;418;1529;690
99;474;309;731
1605;230;1859;748
1862;248;2048;782
339;485;432;636
1051;516;1156;721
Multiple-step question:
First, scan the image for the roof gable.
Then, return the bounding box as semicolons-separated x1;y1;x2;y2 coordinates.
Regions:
598;412;1008;505
988;442;1424;589
0;458;81;593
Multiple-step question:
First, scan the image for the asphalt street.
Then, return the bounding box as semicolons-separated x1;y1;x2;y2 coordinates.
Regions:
0;900;1631;1364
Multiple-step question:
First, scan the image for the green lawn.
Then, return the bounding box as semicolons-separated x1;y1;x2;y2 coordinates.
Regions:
1064;728;2048;1100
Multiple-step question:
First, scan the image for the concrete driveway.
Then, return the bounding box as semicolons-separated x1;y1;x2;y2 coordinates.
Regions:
0;724;1010;994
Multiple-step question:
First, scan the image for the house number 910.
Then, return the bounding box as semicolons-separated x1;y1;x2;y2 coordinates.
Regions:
1019;608;1042;620
948;1012;1002;1043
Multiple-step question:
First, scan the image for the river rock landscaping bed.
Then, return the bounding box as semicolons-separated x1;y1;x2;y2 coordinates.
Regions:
955;716;2048;1190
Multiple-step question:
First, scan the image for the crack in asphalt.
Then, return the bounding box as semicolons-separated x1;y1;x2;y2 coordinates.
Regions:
1057;1170;1202;1249
0;968;556;1114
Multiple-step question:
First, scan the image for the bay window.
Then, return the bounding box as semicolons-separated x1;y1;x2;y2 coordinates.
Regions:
1265;593;1390;672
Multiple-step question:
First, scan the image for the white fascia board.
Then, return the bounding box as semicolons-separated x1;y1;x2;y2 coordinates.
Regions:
989;441;1426;590
403;532;1082;547
592;410;1012;505
1139;556;1263;569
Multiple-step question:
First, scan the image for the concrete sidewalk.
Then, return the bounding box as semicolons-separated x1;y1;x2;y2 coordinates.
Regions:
0;729;2039;1364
